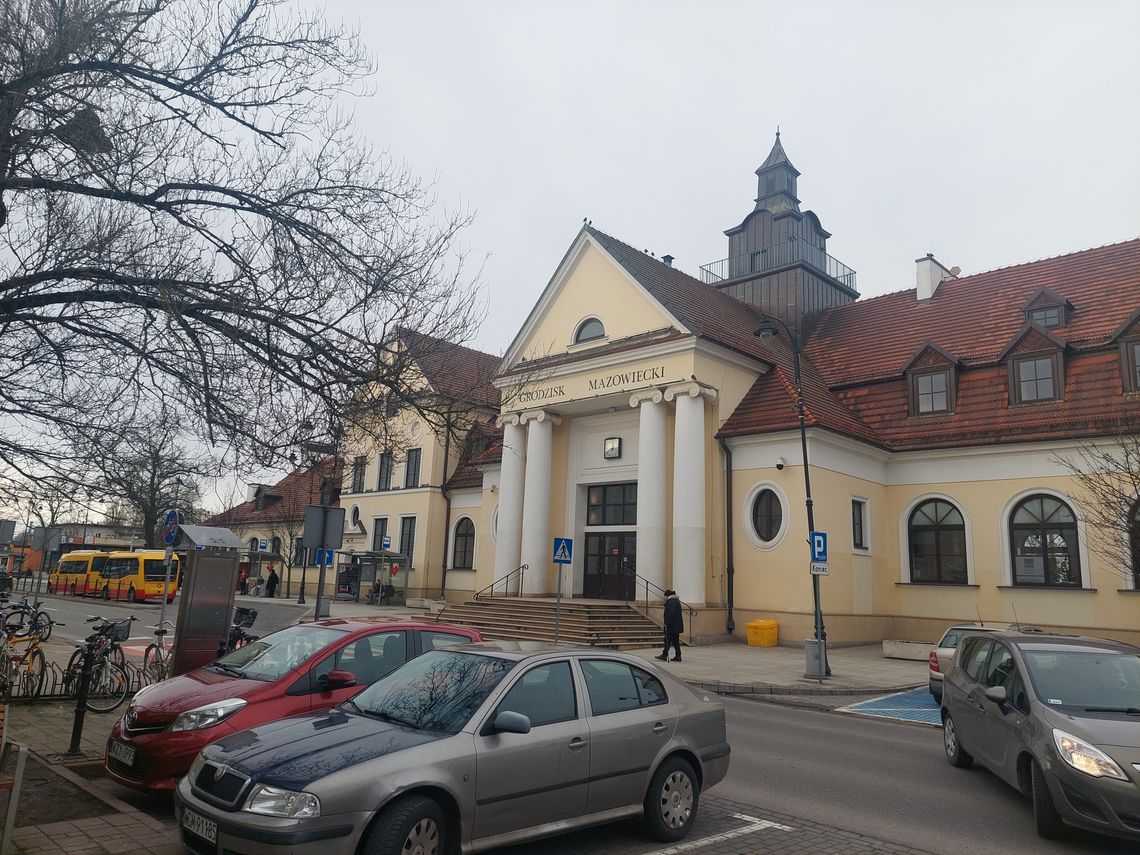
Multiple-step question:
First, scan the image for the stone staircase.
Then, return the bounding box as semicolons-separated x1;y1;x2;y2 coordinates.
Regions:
433;598;664;649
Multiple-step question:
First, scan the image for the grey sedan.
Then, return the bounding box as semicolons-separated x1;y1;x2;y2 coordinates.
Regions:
174;641;730;854
942;632;1140;842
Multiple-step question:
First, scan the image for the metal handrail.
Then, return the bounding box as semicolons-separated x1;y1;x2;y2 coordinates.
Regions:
472;564;529;600
625;574;696;626
700;237;857;291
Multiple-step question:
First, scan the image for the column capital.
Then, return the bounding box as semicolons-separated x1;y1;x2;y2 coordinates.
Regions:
520;409;562;426
629;389;664;408
664;381;718;403
495;413;523;428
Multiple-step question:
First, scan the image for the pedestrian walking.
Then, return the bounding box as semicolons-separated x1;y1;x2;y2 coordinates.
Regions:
238;567;249;596
264;565;279;599
655;589;683;662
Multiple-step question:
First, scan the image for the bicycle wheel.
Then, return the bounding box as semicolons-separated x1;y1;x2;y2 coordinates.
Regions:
142;644;167;684
64;648;84;697
32;610;52;641
20;648;45;698
110;644;126;669
85;661;129;713
2;609;28;636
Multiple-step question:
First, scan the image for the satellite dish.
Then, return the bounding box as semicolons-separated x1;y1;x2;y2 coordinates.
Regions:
950;266;961;277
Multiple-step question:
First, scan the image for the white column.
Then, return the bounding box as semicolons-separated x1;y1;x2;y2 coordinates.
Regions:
630;390;667;595
665;382;716;604
519;409;560;595
494;415;526;593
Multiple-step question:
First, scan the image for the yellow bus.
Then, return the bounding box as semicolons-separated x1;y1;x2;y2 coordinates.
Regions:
85;550;180;604
49;550;110;596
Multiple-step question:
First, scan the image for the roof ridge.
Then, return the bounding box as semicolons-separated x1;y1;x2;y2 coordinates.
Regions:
945;235;1140;284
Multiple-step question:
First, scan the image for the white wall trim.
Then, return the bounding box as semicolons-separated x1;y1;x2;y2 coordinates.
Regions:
490;503;499;543
998;487;1092;589
741;480;791;550
896;492;976;585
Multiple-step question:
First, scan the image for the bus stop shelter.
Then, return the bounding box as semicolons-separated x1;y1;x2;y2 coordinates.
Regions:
335;549;410;605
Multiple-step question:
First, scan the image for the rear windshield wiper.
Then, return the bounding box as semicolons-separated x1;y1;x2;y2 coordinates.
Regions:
1083;707;1140;715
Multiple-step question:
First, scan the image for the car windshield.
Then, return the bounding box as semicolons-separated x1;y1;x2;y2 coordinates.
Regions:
208;625;347;682
1023;649;1140;709
348;650;514;734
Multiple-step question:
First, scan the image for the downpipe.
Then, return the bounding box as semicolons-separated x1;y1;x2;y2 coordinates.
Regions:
718;438;736;635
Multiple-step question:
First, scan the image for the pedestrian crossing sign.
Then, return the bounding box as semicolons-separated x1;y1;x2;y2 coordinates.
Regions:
552;537;573;565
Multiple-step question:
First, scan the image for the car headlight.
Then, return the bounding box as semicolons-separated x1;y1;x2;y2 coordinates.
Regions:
1052;729;1128;780
171;698;247;732
244;784;321;818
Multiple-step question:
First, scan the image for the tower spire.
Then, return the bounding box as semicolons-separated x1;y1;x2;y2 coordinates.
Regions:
754;130;800;214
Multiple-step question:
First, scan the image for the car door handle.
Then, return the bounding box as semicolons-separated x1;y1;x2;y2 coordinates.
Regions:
652;722;667;734
568;737;588;751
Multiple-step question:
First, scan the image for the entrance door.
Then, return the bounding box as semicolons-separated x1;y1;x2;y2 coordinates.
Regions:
584;533;636;600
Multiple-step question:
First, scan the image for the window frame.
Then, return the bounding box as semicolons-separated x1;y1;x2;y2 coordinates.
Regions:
1028;305;1063;328
371;517;389;553
1130;500;1140;590
376;451;394;490
586;482;637;527
1009;351;1064;405
398;515;417;565
403;447;422;489
751;488;783;544
908;367;954;416
490;661;579;730
1120;338;1140;393
451;517;475;570
1008;493;1083;588
573;317;606;344
350;455;366;493
578;658;665;717
742;481;789;550
907;498;969;585
851;498;869;551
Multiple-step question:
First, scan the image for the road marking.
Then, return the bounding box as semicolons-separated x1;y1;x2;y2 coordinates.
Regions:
643;812;794;854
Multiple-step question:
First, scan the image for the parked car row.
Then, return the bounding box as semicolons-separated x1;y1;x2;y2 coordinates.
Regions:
48;549;180;603
105;617;730;855
939;628;1140;843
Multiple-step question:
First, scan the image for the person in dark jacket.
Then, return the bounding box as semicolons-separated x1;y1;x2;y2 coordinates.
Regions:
655;589;683;662
264;565;279;599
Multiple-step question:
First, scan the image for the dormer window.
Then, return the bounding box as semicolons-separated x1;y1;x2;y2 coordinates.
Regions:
574;317;605;344
1011;353;1062;404
1123;338;1140;393
1028;306;1062;328
912;370;950;414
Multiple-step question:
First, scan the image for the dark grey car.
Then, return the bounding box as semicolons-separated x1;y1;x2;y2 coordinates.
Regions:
941;632;1140;841
174;642;730;855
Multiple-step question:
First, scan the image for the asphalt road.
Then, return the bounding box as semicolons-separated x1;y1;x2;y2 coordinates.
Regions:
722;696;1134;854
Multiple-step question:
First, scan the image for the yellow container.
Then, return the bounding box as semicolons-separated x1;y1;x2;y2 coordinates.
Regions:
746;619;779;647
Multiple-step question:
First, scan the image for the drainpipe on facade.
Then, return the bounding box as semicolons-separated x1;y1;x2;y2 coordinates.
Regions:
438;410;454;599
718;437;736;635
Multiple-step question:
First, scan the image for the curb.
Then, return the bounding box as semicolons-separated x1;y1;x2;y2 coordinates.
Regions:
688;679;925;697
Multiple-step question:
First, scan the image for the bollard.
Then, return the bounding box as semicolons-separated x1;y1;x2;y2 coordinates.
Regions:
66;643;96;757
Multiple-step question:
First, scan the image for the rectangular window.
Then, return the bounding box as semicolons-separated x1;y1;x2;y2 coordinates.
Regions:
1123;340;1140;393
851;499;867;550
399;516;416;562
1029;306;1062;328
372;518;388;553
350;456;366;493
1017;356;1056;402
1134;342;1140;390
586;482;637;526
404;448;421;488
377;451;393;490
915;371;949;414
293;537;306;566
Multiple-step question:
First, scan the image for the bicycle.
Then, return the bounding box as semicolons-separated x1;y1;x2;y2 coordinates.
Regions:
227;607;259;653
0;626;55;700
63;615;137;713
142;619;175;684
0;593;54;641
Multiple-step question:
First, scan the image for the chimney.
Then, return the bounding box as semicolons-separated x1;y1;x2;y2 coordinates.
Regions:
662;254;674;267
915;253;955;302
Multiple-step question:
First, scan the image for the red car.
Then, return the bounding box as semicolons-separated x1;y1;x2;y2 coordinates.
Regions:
104;617;481;792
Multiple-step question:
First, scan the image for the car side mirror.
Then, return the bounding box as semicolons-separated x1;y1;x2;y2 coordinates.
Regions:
319;670;357;690
492;711;531;735
984;685;1008;705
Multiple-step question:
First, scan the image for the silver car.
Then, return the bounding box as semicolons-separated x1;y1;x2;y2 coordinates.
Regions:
942;632;1140;841
174;642;730;854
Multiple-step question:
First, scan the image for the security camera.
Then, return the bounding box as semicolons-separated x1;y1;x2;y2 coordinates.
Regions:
775;457;786;471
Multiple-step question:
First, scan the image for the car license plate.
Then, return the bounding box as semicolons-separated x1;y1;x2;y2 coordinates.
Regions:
182;808;217;844
108;740;135;766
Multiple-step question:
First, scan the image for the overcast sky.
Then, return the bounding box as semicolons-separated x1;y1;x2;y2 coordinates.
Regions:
314;0;1140;355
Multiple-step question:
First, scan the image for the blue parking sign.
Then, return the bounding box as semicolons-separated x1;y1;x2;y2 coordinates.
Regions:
810;531;828;563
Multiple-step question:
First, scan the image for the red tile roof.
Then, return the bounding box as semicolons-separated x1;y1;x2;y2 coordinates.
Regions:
204;459;337;526
805;238;1140;386
399;328;501;408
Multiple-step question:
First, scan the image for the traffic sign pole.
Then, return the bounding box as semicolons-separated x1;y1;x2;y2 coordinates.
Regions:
157;508;179;642
551;538;574;645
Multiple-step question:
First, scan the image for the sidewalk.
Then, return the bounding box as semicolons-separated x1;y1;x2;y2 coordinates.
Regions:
2;597;929;854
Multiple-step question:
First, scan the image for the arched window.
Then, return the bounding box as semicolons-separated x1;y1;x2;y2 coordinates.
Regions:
452;518;475;570
751;489;782;543
271;537;282;556
574;317;605;344
908;499;967;584
248;537;258;554
1129;500;1140;589
1009;494;1081;587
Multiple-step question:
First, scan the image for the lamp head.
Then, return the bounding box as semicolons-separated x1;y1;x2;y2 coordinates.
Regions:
753;320;780;341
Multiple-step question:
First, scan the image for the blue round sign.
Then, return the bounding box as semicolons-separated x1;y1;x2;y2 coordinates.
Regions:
161;508;180;545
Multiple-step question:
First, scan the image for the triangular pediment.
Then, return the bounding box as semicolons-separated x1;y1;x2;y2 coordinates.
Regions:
499;227;688;373
902;341;960;374
1021;287;1072;312
998;323;1067;361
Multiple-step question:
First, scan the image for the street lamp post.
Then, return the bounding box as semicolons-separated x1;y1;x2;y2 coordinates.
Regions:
754;316;830;680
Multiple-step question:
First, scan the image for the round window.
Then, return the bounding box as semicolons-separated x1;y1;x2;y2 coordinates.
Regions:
751;489;783;543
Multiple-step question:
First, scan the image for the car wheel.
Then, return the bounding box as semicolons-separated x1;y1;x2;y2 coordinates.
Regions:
1031;760;1066;839
943;712;973;768
361;795;444;855
643;755;700;842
